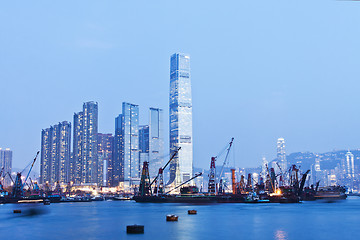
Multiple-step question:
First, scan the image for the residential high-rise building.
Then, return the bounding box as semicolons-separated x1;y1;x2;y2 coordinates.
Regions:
345;151;355;179
58;122;71;183
149;108;164;178
276;138;287;173
72;101;99;185
114;102;140;186
0;148;12;187
97;133;114;187
113;115;123;186
40;121;71;185
169;53;193;186
41;128;52;184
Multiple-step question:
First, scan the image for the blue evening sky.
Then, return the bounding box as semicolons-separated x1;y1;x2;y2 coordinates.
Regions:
1;0;359;171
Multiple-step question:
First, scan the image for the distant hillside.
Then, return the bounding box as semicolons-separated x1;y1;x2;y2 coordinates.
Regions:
271;149;360;171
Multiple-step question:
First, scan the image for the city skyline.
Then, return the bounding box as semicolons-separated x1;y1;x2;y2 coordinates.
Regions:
1;2;360;239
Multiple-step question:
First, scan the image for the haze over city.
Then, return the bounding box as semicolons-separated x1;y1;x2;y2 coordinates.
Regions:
1;0;360;172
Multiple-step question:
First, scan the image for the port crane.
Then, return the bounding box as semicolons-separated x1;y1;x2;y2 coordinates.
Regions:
11;151;39;198
208;138;234;195
137;148;181;197
150;147;181;195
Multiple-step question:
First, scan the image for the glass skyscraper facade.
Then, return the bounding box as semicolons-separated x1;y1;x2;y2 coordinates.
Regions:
0;148;12;187
72;101;100;185
169;53;193;186
114;102;140;185
149;108;164;178
40;121;71;184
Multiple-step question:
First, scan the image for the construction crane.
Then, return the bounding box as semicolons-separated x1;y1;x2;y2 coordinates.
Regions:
150;147;181;195
217;138;234;194
138;161;152;197
207;138;234;195
298;170;310;196
21;151;39;193
218;138;234;181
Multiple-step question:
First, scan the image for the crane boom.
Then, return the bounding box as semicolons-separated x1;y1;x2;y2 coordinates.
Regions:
150;147;181;187
218;138;234;181
165;172;202;194
22;151;39;190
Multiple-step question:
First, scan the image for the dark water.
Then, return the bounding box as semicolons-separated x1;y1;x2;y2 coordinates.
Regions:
1;197;360;240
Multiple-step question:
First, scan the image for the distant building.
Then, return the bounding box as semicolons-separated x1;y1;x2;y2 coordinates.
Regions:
114;102;140;186
169;53;193;186
276;138;287;172
345;151;355;179
97;133;114;187
0;148;12;187
261;156;268;179
40;121;71;185
72;101;100;185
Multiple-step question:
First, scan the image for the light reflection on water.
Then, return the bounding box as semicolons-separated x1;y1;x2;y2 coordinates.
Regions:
0;198;359;239
275;230;288;240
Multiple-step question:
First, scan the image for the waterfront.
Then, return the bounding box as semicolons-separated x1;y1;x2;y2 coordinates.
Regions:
1;197;360;240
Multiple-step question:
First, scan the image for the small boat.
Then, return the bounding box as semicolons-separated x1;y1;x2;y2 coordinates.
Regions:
91;196;105;201
113;196;132;201
188;210;197;214
166;214;178;221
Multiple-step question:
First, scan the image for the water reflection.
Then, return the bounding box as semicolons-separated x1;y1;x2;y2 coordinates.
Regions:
275;229;288;240
11;204;49;218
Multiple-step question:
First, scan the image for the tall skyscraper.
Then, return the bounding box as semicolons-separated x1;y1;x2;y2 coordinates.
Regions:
0;148;12;187
149;108;164;178
97;133;114;187
40;121;71;184
58;122;71;183
276;138;287;172
41;128;52;184
138;108;164;179
114;102;140;186
72;101;100;185
169;53;193;186
113;114;123;186
345;151;355;179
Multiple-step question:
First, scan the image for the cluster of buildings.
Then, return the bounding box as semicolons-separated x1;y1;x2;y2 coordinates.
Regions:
250;138;360;192
40;53;194;190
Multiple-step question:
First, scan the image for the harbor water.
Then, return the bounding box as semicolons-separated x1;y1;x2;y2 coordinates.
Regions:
1;197;360;240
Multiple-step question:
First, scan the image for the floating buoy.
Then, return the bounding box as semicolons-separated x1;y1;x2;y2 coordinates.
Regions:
188;210;197;215
13;209;21;213
166;214;178;221
126;225;144;234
